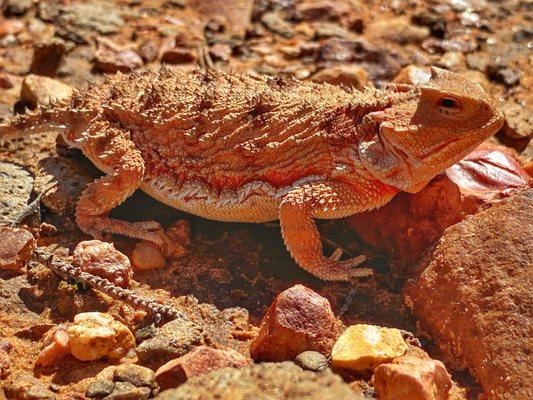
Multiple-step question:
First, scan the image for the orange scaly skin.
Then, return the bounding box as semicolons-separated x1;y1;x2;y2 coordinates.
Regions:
0;67;503;281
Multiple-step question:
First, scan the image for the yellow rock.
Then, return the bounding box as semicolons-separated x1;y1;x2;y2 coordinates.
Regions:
67;312;135;361
331;324;408;371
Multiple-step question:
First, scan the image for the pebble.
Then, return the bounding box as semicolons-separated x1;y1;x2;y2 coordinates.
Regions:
209;44;232;62
104;381;151;400
393;65;432;85
374;356;452;400
437;51;466;71
4;372;56;400
299;1;350;22
67;312;135;361
250;284;342;362
86;379;114;398
0;347;11;379
294;351;329;372
155;346;249;390
501;97;531;139
0;227;36;272
370;17;430;44
131;241;166;271
35;325;70;366
311;65;369;89
20;74;74;108
330;324;408;372
73;240;133;288
188;0;253;39
138;38;160;63
94;38;144;73
3;0;33;15
261;12;294;38
316;38;401;81
161;46;197;64
87;364;157;398
314;22;354;40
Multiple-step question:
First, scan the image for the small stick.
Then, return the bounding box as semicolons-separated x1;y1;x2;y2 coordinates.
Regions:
33;248;183;325
11;182;59;227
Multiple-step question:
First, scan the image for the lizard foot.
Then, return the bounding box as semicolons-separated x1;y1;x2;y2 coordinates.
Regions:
325;254;373;281
77;214;164;246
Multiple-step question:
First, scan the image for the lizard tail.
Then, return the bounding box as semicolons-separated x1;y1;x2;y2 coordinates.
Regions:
0;108;68;143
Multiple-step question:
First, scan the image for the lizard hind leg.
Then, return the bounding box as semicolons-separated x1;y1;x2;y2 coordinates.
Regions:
75;127;164;245
279;181;373;281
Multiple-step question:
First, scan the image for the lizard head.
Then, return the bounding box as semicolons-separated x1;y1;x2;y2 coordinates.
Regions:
358;67;504;193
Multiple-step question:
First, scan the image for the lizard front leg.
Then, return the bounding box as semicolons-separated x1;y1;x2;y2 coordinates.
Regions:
279;181;374;281
75;127;163;245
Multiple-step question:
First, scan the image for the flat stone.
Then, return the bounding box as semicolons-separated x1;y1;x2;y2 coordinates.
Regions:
103;382;151;400
330;324;408;372
404;190;533;399
250;284;343;362
86;379;115;398
155;346;248;390
154;362;362;400
0;162;34;226
136;317;204;369
113;364;156;388
0;227;36;272
374;355;452;400
54;1;125;44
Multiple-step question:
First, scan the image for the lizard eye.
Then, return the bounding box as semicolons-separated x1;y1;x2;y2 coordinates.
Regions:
438;97;462;115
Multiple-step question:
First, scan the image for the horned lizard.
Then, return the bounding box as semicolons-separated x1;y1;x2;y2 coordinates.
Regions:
0;67;503;281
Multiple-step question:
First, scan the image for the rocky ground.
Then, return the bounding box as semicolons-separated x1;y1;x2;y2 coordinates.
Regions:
0;0;531;399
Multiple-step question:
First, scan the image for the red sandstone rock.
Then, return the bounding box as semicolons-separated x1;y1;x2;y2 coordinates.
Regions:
347;175;473;272
73;240;132;288
154;346;249;390
374;355;452;400
0;227;36;272
446;143;532;203
250;284;343;361
404;190;533;399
